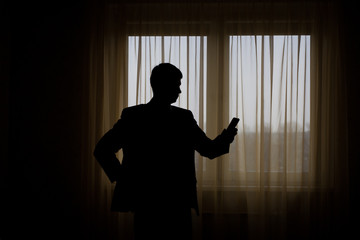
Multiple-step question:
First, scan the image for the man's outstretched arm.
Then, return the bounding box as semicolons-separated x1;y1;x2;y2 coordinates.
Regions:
190;113;237;159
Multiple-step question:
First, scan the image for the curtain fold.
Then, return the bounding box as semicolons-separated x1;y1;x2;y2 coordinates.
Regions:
83;1;349;239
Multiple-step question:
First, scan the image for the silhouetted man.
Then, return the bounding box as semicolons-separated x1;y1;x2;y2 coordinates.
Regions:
94;63;238;239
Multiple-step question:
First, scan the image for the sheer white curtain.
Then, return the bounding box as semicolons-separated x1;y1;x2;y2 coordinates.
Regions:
127;36;207;121
229;35;311;181
228;35;310;184
224;34;311;239
84;1;349;239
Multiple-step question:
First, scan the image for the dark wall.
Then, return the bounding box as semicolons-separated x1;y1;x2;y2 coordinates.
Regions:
3;2;89;239
341;0;360;234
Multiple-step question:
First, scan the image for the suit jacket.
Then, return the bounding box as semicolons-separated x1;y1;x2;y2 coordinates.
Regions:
93;102;231;215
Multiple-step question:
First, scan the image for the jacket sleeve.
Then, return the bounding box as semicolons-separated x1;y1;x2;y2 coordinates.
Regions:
190;112;231;159
93;110;127;183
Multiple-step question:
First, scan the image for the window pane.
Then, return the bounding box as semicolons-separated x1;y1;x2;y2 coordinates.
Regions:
128;36;207;124
229;35;310;174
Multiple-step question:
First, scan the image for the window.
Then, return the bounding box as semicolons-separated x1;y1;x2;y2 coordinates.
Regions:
128;36;207;124
228;35;310;173
127;34;311;187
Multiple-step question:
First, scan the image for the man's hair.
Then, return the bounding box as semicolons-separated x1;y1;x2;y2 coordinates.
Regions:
150;63;183;90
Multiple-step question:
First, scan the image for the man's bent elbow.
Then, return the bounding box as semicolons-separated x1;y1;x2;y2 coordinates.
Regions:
93;143;104;160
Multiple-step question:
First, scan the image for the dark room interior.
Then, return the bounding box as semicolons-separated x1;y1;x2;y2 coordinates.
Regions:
2;0;360;239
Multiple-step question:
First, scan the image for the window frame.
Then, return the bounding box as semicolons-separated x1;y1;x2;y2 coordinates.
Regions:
125;20;314;188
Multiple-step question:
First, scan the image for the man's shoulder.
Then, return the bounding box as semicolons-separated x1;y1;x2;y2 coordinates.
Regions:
123;104;147;112
121;104;147;117
121;104;194;119
171;105;190;113
171;106;194;118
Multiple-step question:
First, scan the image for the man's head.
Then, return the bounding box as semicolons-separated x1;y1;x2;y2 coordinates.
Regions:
150;63;183;104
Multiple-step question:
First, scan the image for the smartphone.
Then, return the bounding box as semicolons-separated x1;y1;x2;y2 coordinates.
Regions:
228;117;240;130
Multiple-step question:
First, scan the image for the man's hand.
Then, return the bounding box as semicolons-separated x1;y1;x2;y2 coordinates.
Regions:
221;128;238;143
